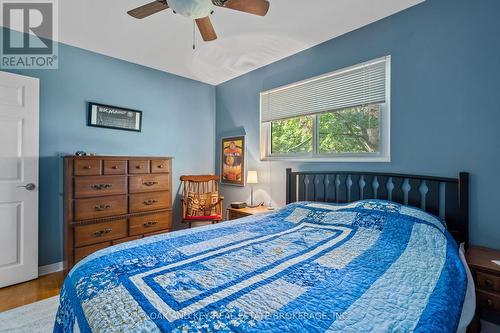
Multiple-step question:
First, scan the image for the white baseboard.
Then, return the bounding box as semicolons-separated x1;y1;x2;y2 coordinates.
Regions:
38;261;64;276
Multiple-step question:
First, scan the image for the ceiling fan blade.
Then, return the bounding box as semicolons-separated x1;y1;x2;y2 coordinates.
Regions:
127;1;169;19
195;17;217;42
216;0;270;16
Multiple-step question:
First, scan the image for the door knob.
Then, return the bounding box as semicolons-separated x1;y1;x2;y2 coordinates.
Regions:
17;183;36;191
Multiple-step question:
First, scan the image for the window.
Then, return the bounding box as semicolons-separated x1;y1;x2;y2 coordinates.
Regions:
260;56;390;162
318;104;381;154
271;116;313;154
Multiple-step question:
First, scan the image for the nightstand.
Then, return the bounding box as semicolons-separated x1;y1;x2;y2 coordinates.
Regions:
226;205;272;220
466;246;500;332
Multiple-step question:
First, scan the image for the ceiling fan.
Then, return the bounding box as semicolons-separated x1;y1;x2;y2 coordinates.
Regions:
127;0;270;42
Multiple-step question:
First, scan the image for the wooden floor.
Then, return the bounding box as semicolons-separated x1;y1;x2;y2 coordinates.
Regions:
0;271;64;312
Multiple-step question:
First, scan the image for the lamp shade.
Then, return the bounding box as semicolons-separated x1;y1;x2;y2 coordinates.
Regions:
247;171;258;184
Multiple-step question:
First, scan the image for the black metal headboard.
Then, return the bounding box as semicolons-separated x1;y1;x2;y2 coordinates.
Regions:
286;169;469;245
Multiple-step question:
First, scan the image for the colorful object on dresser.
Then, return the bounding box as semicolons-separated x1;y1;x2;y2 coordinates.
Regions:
55;200;466;332
180;175;224;228
64;156;173;271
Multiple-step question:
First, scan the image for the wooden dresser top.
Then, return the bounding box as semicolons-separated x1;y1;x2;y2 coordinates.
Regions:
64;155;173;160
466;246;500;274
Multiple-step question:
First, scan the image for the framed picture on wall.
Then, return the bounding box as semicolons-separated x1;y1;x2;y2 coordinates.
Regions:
88;102;142;132
221;136;245;186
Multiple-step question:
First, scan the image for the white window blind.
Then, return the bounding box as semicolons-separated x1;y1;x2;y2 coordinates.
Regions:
260;57;389;123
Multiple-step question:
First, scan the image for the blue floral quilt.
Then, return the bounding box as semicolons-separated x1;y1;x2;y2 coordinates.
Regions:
54;200;467;332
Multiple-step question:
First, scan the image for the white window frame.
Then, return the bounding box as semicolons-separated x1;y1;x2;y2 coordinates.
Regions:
260;56;391;162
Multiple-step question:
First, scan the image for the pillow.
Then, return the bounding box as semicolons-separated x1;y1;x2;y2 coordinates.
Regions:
187;191;219;217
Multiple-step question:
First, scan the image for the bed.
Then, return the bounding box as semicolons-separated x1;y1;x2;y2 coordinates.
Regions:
54;170;472;333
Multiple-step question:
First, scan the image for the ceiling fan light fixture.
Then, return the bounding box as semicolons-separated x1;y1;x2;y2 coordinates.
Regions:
127;0;271;44
167;0;214;19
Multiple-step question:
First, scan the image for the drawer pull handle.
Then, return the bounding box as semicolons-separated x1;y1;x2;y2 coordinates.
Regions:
93;228;112;237
158;164;165;169
143;221;158;227
143;199;158;206
112;165;119;170
143;181;158;187
91;184;113;190
84;165;92;170
487;298;493;307
485;279;494;288
94;204;112;211
136;165;143;169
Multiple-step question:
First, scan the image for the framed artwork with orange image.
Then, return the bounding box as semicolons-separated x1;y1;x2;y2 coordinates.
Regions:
221;136;245;186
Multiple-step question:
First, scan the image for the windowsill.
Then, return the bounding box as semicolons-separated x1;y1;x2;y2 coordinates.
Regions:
260;156;391;163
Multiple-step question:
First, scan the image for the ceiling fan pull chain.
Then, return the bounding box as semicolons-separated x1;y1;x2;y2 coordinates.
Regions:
192;20;196;50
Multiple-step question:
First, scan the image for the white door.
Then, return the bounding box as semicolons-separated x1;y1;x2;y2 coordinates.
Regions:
0;71;39;288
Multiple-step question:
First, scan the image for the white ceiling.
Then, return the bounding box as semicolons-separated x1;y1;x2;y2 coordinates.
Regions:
56;0;423;85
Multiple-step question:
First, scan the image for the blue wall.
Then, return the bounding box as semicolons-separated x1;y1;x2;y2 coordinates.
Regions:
2;0;499;266
3;31;216;266
215;0;500;249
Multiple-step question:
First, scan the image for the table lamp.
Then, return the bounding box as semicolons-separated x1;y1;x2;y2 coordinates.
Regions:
247;170;259;208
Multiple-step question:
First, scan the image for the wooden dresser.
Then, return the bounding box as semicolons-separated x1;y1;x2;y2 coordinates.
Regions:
466;246;500;332
64;156;173;271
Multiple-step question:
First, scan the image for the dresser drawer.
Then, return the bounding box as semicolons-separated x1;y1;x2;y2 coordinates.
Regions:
103;160;127;175
74;159;101;176
129;160;150;174
477;289;500;312
129;191;171;213
74;241;111;263
129;174;170;193
151;159;170;174
477;271;500;292
74;176;127;198
74;219;127;247
129;211;172;236
74;195;127;220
